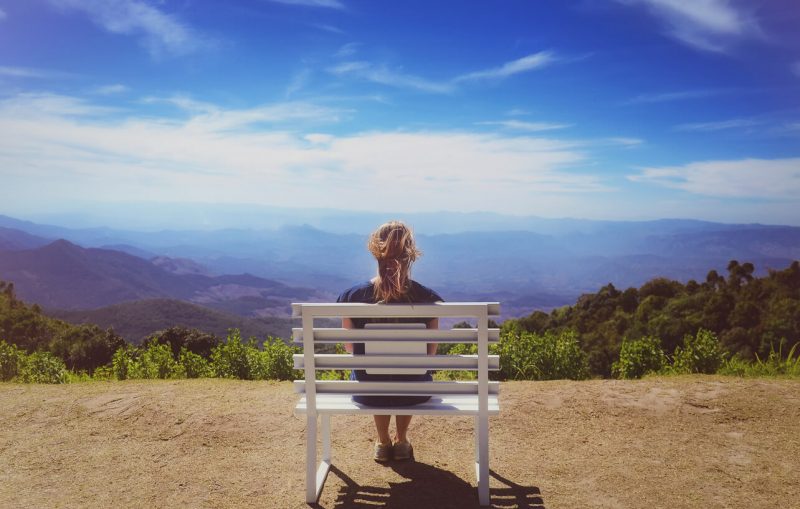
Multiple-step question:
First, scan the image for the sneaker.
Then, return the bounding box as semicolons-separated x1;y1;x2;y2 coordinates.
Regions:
393;440;413;461
373;441;392;462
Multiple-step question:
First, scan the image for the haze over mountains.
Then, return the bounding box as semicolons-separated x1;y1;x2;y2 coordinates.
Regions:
1;211;799;331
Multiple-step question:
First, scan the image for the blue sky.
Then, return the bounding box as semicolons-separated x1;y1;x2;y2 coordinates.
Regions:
0;0;799;226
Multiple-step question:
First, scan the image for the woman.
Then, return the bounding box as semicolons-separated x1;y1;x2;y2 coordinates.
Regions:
337;220;443;462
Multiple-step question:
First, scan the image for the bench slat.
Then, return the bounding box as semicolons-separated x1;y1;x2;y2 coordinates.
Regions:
292;302;500;318
295;394;500;415
292;327;500;344
294;380;500;395
293;353;500;371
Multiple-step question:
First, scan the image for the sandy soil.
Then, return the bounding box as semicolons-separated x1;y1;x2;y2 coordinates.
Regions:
1;377;798;509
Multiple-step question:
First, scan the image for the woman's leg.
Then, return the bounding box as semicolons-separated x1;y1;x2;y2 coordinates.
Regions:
395;415;412;442
374;415;392;445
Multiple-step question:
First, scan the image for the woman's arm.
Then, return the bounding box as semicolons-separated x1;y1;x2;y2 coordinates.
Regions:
426;318;438;355
342;317;354;353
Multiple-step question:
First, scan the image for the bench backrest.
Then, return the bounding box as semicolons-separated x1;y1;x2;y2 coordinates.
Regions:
291;302;501;411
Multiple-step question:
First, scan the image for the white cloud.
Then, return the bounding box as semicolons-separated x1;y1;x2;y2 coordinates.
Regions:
312;24;344;34
286;69;312;97
0;66;75;79
625;89;724;104
93;84;129;95
335;42;359;58
675;118;758;131
267;0;344;9
628;158;800;198
455;51;556;82
476;120;571;132
329;51;556;94
607;137;644;147
792;61;800;78
48;0;209;57
328;61;454;94
0;8;7;20
0;92;609;215
617;0;761;53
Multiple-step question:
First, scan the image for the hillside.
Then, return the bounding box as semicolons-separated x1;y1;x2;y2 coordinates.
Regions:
0;239;326;314
48;299;293;344
1;378;797;508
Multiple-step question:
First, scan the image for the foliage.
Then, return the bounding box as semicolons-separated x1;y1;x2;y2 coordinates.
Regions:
497;325;589;380
19;351;68;384
612;336;667;379
210;329;300;381
0;340;26;381
719;342;800;378
507;260;800;377
177;347;212;378
672;329;725;374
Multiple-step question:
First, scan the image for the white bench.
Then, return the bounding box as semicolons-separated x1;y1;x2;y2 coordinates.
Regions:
292;302;501;506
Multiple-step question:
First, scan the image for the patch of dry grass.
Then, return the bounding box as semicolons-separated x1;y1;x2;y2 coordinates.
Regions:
1;377;798;508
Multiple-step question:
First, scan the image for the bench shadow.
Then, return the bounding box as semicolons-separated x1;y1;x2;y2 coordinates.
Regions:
316;463;544;509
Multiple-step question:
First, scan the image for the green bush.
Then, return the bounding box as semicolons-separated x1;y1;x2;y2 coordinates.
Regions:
111;345;137;380
719;342;800;378
137;342;178;379
178;347;212;378
256;337;300;381
497;327;589;380
210;329;259;380
612;336;667;379
1;340;26;381
20;351;68;384
673;329;725;374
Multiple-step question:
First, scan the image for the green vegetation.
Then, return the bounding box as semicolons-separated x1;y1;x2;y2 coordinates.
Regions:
1;259;799;383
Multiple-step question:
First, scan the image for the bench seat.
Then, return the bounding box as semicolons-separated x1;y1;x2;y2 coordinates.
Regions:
295;393;500;415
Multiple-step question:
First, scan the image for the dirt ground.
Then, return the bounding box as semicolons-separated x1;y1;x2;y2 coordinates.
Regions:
1;377;798;509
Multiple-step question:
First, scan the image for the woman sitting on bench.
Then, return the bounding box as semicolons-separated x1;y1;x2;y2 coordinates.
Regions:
337;220;442;463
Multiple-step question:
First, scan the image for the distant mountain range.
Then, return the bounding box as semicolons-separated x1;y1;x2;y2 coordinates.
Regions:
1;213;799;320
48;299;292;344
0;237;326;315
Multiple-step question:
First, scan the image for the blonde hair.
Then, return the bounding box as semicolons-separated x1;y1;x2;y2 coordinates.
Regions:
368;221;421;303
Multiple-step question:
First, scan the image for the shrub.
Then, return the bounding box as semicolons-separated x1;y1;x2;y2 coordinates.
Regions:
111;345;137;380
612;336;667;379
673;329;725;374
1;340;26;381
257;337;300;381
20;351;68;384
210;329;260;380
497;327;589;380
178;347;212;378
138;342;178;379
719;342;800;378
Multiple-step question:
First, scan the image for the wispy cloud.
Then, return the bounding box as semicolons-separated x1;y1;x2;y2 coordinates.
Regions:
675;118;759;131
142;94;345;130
0;66;75;79
329;51;557;94
617;0;761;53
454;51;556;82
625;89;724;104
0;7;7;21
607;137;644;147
312;23;345;34
92;84;129;95
48;0;210;58
328;61;454;93
792;61;800;78
267;0;345;9
0;92;610;215
476;120;571;132
286;69;312;97
629;158;800;198
335;42;359;58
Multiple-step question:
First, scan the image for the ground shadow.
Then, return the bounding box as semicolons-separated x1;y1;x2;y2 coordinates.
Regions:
314;463;544;509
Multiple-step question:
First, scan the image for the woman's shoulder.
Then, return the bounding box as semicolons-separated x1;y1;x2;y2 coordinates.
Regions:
408;280;444;303
337;281;376;303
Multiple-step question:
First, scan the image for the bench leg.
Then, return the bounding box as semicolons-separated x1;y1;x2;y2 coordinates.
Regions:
474;414;490;506
306;413;318;503
306;413;332;504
